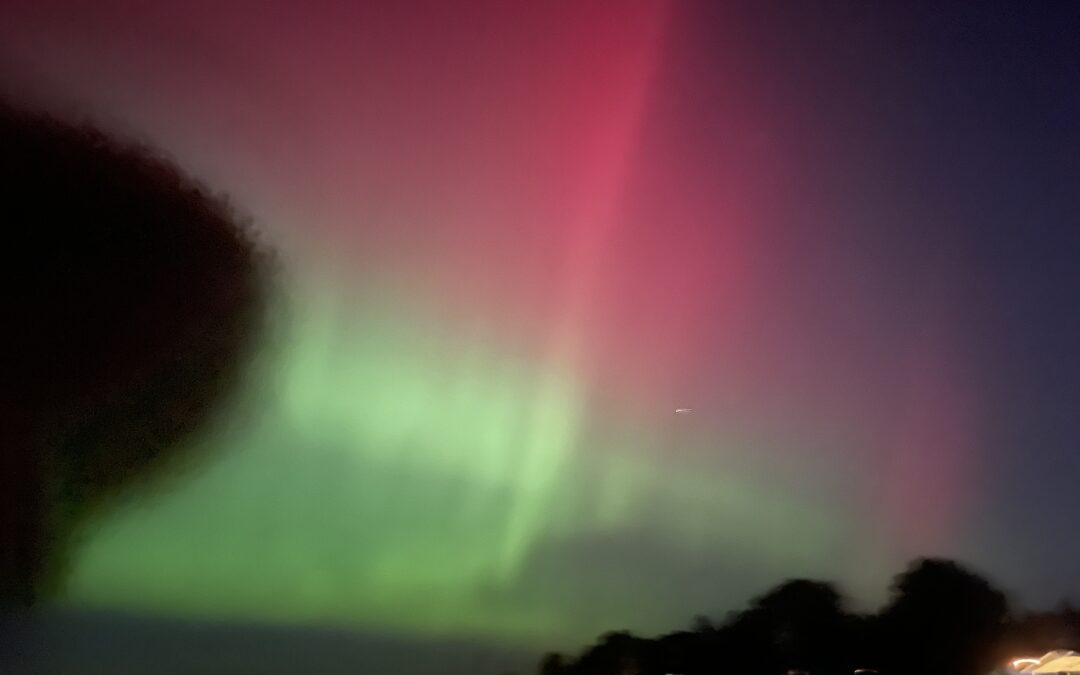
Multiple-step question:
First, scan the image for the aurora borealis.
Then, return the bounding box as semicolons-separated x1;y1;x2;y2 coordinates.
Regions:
3;0;1080;656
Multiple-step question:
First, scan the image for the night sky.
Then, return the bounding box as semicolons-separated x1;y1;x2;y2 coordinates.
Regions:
2;0;1079;665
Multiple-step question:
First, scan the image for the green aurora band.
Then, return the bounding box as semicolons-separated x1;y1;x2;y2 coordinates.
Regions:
63;278;855;647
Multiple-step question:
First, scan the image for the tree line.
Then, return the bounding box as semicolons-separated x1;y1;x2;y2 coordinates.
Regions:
535;558;1079;675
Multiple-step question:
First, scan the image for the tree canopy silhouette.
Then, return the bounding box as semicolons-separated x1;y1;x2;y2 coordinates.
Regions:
533;558;1068;675
878;558;1009;675
0;100;269;606
750;579;854;675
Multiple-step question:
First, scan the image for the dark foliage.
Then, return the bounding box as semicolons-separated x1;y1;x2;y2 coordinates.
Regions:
0;101;270;606
538;558;1075;675
878;558;1009;675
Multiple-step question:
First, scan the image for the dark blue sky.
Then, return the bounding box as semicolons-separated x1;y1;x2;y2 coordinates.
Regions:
690;0;1080;600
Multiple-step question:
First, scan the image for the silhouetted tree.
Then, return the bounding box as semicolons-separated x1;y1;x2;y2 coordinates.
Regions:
877;558;1009;675
0;100;269;606
751;579;855;675
690;614;715;634
539;652;568;675
655;629;704;675
572;631;652;675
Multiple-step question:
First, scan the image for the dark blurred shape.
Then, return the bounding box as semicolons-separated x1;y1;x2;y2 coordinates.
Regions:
0;100;269;607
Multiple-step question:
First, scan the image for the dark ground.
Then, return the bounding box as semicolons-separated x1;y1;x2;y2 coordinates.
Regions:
0;607;535;675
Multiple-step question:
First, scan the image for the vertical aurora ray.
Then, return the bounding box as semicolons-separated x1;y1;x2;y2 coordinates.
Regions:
487;0;672;580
